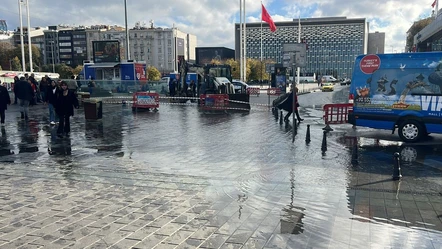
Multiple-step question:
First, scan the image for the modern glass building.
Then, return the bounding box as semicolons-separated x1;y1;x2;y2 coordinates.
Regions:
235;17;371;79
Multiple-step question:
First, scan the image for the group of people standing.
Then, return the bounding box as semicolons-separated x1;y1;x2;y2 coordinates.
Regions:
0;74;79;138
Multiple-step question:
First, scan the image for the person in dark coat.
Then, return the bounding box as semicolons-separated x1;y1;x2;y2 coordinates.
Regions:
45;80;59;125
14;77;34;120
12;76;19;104
0;80;11;126
55;81;79;137
278;86;303;123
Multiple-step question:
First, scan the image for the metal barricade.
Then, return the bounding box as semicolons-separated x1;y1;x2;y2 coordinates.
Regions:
247;87;260;96
132;92;160;110
199;94;229;111
323;103;353;125
267;87;281;96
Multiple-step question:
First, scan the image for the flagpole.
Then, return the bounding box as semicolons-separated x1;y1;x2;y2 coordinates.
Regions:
243;0;247;83
239;0;243;82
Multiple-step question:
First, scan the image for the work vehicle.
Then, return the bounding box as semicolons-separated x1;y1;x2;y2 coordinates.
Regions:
177;60;250;110
348;52;442;142
231;80;249;93
321;82;334;92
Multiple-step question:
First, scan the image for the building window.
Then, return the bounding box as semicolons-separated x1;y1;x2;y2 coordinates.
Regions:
59;48;72;53
59;36;71;41
59;42;71;46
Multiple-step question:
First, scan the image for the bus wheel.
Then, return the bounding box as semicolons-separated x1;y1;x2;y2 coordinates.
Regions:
398;120;423;143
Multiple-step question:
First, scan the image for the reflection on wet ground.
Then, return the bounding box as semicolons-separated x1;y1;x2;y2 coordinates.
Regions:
0;104;440;248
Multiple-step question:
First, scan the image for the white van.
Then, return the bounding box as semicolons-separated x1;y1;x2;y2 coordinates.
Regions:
321;75;337;83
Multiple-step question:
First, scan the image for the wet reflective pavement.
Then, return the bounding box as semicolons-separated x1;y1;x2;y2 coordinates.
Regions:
0;98;441;249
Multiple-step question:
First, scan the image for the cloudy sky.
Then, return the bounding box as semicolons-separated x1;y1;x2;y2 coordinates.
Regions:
0;0;436;52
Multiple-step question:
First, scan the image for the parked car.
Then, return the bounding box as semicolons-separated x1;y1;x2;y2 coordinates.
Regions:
340;78;351;86
321;82;334;92
231;80;249;93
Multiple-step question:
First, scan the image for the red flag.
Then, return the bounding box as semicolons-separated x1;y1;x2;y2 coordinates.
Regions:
432;0;437;8
261;4;277;32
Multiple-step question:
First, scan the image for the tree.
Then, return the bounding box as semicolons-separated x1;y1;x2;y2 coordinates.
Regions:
147;66;161;81
55;64;74;79
72;65;83;76
406;17;433;51
0;42;15;70
225;59;240;80
210;59;222;65
11;44;41;71
11;56;22;71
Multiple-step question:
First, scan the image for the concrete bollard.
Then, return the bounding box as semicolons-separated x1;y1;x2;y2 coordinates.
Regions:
392;152;402;180
280;111;283;124
351;144;358;165
321;131;327;152
305;125;311;143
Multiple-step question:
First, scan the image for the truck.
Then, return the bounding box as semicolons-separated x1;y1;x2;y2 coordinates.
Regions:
348;52;442;142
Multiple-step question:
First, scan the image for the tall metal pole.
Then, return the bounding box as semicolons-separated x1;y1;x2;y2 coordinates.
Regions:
239;0;243;82
18;0;26;73
25;0;33;72
243;0;247;83
124;0;130;60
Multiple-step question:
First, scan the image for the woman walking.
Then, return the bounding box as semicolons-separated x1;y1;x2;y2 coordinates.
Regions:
45;80;59;125
0;80;11;126
55;81;79;137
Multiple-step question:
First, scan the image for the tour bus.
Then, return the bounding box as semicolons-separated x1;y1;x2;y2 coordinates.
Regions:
348;52;442;142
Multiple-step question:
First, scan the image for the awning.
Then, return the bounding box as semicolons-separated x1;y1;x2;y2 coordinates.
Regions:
88;63;119;68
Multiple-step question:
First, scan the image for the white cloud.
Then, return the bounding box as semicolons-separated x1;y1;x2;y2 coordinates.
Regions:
0;0;434;52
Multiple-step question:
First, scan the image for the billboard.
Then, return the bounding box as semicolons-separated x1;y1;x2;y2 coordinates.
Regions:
93;41;120;63
135;63;147;81
196;47;235;65
176;38;185;56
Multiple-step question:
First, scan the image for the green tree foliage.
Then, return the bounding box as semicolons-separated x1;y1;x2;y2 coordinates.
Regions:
11;56;22;71
406;17;433;51
0;42;15;70
41;63;74;79
147;66;161;81
11;45;41;71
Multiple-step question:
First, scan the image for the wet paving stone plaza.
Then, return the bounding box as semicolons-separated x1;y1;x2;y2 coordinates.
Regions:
0;97;441;249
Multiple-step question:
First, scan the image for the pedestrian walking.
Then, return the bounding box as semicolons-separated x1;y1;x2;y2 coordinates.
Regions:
12;76;19;104
0;80;11;126
45;80;59;125
14;77;34;120
276;85;304;123
87;77;96;96
55;81;79;137
67;75;78;93
39;77;49;103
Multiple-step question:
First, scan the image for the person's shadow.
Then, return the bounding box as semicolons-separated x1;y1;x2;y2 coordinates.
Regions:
0;127;15;161
48;127;72;156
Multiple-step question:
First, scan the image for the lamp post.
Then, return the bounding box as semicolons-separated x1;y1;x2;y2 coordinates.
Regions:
124;0;130;61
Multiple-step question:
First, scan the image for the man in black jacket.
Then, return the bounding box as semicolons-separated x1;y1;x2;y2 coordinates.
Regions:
14;77;34;120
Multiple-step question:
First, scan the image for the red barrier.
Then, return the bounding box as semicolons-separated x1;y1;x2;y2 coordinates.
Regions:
132;92;159;109
200;94;229;111
323;103;353;125
267;87;281;96
247;87;260;96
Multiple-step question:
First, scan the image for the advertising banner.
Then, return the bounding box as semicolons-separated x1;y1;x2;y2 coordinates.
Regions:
93;41;120;63
200;94;229;111
132;92;159;109
135;63;147;82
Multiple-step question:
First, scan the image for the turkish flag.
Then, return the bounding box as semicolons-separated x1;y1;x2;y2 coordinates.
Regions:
432;0;437;8
262;4;277;32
